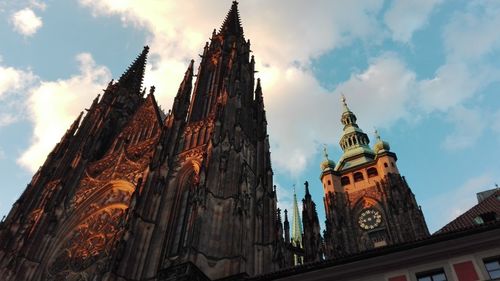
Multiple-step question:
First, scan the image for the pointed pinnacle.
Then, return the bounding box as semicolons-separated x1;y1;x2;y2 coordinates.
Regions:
68;111;84;134
118;46;149;95
219;1;244;37
304;181;310;196
180;60;194;90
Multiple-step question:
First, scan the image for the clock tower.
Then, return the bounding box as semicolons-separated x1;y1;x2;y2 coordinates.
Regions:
321;96;429;258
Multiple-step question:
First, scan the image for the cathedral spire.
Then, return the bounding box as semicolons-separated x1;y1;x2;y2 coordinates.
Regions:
219;1;244;37
118;46;149;96
291;185;303;248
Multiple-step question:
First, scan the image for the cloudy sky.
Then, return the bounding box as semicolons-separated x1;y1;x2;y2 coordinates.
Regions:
1;0;500;232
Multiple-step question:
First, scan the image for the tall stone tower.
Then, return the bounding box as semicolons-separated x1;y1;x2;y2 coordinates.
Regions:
0;2;280;280
321;96;429;258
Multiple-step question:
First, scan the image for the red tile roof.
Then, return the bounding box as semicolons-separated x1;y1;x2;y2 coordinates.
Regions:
438;189;500;233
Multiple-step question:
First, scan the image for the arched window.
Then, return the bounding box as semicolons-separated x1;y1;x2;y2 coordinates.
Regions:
367;167;378;177
341;176;350;186
169;169;196;256
384;162;388;168
353;172;364;182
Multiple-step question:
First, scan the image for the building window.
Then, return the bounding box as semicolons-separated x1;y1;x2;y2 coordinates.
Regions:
341;176;350;186
384;162;388;168
484;256;500;279
327;180;331;185
474;212;497;225
367;167;378;177
353;172;364;182
416;268;447;281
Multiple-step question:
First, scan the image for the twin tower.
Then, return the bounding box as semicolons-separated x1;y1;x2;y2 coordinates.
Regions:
0;2;428;280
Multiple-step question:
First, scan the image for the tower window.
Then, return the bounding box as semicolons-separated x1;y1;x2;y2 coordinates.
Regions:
367;167;378;177
353;172;364;182
384;162;388;168
341;176;350;186
327;180;331;185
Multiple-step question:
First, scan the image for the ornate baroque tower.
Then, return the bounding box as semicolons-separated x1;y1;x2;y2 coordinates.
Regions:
321;96;429;258
0;2;280;280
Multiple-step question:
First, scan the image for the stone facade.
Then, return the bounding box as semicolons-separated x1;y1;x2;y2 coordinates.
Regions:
0;3;280;280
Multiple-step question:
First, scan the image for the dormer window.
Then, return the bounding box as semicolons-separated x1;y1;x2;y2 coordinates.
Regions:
474;212;497;225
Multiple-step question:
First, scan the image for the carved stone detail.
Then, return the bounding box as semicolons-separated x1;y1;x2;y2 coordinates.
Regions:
47;207;126;281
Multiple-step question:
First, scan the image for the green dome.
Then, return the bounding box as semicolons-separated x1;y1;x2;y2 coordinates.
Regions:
320;158;336;171
374;140;390;153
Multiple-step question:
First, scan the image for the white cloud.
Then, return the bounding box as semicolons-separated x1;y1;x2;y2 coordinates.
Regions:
0;63;35;99
443;0;500;62
442;106;486;150
417;63;488;112
18;53;111;172
336;53;417;129
0;60;37;127
276;183;293;216
29;0;46;11
0;114;17;127
10;8;43;36
384;0;443;43
423;173;494;232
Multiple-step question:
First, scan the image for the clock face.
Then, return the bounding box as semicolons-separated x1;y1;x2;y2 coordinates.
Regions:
358;209;382;230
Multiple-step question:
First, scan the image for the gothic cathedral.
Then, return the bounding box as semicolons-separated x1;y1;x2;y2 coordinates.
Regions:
0;2;428;281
